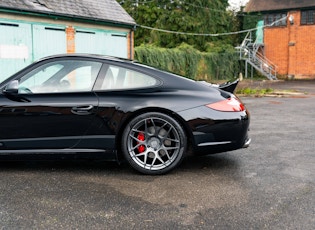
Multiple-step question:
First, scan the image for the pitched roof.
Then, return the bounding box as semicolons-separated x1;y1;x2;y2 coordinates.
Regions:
245;0;315;12
0;0;135;26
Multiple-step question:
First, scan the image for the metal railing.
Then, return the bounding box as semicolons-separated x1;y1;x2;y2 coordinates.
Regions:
237;32;277;80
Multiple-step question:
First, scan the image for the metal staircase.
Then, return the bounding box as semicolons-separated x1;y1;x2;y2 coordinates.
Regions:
237;32;277;80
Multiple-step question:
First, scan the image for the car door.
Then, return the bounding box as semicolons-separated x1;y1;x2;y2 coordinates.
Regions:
0;58;102;150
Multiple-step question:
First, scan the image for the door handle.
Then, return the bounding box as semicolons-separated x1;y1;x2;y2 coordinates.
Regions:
71;105;94;115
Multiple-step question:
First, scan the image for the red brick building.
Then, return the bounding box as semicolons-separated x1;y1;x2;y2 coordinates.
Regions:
245;0;315;79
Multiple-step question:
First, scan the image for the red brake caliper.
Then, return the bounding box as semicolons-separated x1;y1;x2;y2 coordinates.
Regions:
137;132;146;153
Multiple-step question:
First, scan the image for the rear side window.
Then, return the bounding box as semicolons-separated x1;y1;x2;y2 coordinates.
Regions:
100;65;158;90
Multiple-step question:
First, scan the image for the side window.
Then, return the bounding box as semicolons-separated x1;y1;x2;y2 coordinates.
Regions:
264;13;287;27
20;64;63;88
101;65;158;90
18;60;102;94
301;10;315;25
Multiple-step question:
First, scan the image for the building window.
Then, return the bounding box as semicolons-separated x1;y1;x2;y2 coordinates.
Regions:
264;13;287;27
301;10;315;25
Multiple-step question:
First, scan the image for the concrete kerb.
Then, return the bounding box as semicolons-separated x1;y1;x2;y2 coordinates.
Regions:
236;79;315;97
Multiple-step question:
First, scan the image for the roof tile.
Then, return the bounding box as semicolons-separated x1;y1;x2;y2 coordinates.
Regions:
245;0;315;12
0;0;135;26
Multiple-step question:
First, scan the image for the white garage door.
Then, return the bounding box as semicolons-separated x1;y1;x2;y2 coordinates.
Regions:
0;20;129;82
75;28;127;58
32;24;67;60
0;21;32;81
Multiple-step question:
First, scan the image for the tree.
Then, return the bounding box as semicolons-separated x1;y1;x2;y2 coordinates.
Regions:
119;0;239;51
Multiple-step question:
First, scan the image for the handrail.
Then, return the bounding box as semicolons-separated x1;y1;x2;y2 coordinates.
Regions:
255;51;277;73
250;52;277;78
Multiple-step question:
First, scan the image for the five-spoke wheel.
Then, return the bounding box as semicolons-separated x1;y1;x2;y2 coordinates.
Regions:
122;112;186;175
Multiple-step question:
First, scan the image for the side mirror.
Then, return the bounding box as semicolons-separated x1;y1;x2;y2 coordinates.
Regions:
3;80;19;95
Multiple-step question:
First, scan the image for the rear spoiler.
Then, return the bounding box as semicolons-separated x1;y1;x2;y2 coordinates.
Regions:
218;79;239;93
197;79;239;93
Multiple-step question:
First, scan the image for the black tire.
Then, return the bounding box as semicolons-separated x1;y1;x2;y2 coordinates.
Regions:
121;112;187;175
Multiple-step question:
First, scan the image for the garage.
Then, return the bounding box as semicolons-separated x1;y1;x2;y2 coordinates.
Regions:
0;0;135;81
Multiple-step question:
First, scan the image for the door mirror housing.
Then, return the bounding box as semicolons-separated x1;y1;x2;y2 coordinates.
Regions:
3;80;19;95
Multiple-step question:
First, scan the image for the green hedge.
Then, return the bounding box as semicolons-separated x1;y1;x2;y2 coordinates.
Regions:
134;44;240;81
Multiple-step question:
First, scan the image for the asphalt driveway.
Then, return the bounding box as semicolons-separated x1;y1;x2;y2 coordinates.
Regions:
0;80;314;229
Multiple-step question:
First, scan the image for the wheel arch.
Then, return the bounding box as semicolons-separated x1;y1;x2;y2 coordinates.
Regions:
115;107;193;160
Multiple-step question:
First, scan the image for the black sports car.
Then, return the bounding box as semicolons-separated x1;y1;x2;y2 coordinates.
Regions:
0;54;250;174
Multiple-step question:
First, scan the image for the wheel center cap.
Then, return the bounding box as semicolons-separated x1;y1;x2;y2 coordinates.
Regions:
149;137;161;149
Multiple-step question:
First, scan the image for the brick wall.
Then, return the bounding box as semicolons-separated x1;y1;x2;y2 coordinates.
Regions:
264;11;315;79
127;30;134;59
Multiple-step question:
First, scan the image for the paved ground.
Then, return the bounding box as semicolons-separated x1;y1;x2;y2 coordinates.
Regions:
0;80;314;229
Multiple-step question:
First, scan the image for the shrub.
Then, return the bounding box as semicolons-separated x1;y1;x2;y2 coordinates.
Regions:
134;44;240;81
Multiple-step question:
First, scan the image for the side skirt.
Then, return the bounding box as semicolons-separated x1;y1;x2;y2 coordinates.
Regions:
0;149;118;161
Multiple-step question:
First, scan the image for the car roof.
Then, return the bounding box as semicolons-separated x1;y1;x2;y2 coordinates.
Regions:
37;53;133;63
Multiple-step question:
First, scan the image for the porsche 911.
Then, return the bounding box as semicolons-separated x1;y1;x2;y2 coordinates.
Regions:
0;54;250;174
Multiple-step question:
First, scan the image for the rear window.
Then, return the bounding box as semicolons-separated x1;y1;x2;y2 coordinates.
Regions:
100;65;159;90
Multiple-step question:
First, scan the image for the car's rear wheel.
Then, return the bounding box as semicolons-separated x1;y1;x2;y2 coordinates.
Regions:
121;112;186;175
